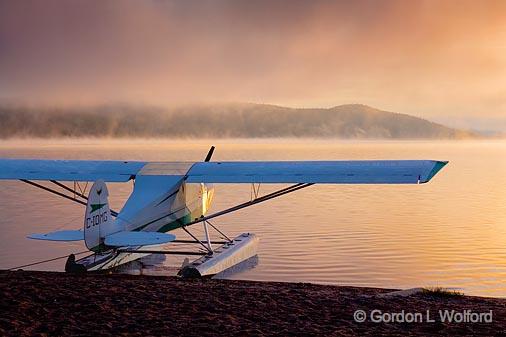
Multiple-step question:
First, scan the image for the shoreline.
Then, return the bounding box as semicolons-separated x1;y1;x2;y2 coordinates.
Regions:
1;271;505;336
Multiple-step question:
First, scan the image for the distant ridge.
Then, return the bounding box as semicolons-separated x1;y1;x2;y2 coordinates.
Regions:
0;103;475;139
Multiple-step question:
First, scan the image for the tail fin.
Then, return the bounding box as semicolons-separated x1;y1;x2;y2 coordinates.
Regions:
84;180;116;252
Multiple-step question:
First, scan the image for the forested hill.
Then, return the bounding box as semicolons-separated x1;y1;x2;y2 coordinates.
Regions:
0;103;475;139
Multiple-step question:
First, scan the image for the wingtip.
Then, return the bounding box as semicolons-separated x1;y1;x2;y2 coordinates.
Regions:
424;160;449;183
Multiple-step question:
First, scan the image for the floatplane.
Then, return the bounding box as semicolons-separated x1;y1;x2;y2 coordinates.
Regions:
0;147;447;277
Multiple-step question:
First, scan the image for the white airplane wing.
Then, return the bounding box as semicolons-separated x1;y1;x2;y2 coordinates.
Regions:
0;159;447;184
0;159;147;182
186;160;448;184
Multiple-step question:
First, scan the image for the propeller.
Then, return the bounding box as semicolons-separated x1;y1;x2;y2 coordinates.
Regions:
204;146;215;162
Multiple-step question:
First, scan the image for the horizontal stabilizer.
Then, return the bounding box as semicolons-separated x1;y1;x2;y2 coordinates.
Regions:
28;230;84;241
104;231;176;247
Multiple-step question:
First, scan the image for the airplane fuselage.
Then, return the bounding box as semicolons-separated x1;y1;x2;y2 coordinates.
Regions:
115;179;214;235
77;180;214;270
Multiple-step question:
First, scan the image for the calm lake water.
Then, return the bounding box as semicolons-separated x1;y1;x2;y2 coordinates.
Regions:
0;139;505;297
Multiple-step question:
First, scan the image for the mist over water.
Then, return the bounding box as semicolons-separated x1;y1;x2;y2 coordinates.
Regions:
0;139;505;297
2;0;506;132
0;103;476;139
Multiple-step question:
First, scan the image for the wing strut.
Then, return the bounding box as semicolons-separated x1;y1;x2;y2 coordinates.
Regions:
20;179;119;217
184;182;314;228
51;180;89;201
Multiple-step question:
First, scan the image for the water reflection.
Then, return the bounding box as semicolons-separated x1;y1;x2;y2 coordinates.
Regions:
0;139;505;297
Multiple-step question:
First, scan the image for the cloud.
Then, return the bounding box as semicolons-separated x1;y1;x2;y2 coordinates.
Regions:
0;0;505;125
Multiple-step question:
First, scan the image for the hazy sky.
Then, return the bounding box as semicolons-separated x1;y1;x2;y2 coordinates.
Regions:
1;0;505;130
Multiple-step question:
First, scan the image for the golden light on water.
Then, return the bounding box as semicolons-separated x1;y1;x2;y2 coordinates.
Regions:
0;139;505;296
